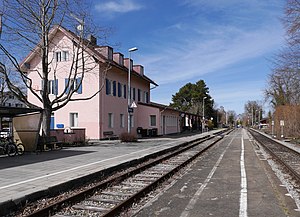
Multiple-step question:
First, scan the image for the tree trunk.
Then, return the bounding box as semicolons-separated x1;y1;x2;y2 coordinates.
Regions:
42;107;52;137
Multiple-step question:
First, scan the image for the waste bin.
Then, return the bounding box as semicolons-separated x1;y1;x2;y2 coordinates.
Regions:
137;127;143;138
151;128;158;137
141;129;148;137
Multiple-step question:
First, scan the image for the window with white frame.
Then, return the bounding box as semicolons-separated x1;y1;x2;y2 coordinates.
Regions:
65;78;82;94
138;89;141;101
132;87;136;100
70;113;78;127
55;51;69;62
120;114;125;128
118;83;126;98
150;115;156;127
48;79;58;95
143;91;149;103
106;79;114;96
108;113;114;128
130;87;136;100
130;115;134;128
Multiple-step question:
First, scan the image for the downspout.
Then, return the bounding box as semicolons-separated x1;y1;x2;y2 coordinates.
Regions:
99;64;102;139
159;106;167;135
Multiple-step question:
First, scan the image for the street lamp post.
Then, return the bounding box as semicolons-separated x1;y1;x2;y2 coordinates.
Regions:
216;109;219;128
202;96;207;133
127;47;138;133
251;107;254;127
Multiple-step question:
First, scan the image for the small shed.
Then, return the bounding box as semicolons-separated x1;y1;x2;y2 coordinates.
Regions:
0;106;42;151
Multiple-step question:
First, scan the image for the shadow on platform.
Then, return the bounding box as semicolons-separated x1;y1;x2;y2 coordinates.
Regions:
0;149;95;170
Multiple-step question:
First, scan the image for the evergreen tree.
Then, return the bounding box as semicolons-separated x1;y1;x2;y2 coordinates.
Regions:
170;80;214;118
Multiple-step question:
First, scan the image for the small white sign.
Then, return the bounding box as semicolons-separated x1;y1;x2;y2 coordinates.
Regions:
271;121;274;126
280;120;284;126
130;101;137;108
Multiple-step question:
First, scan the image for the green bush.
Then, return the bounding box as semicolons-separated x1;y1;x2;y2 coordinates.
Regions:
207;120;214;130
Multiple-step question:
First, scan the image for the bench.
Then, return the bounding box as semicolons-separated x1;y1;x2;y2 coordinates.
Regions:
38;136;63;151
283;136;296;142
103;131;118;140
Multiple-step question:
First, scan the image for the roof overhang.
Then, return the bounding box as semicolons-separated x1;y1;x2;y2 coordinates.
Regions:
0;107;42;117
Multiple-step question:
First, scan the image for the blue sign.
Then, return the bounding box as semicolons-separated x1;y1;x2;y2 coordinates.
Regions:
56;124;64;129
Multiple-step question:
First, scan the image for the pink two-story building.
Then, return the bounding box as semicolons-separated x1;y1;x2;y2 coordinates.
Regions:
22;25;199;140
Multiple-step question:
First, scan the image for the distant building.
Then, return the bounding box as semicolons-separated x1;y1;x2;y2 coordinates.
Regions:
0;91;26;108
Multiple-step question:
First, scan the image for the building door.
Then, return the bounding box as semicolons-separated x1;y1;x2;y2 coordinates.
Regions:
162;115;166;135
50;114;55;129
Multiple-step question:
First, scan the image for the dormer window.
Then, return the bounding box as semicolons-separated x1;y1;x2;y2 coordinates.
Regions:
55;51;69;62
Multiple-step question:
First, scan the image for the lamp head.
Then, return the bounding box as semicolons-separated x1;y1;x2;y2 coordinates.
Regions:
129;47;138;52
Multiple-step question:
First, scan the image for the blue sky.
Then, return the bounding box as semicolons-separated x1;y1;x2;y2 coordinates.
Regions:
91;0;285;115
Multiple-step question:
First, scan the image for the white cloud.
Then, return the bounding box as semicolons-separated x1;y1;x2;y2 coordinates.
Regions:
143;25;283;85
95;0;143;14
182;0;283;10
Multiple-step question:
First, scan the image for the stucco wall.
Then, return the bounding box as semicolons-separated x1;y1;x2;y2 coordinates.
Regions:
27;30;101;139
136;104;160;134
101;68;150;137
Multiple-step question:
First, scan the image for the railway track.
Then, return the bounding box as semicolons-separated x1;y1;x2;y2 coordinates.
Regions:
249;129;300;183
20;130;229;217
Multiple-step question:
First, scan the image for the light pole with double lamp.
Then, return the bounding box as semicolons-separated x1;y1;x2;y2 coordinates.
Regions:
127;47;138;133
202;96;207;133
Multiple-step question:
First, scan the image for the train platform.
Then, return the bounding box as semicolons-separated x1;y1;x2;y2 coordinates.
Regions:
0;130;221;215
136;128;300;217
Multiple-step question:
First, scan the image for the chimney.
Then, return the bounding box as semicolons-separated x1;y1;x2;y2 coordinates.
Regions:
113;52;124;66
124;58;133;70
87;34;97;46
133;65;144;76
95;46;113;60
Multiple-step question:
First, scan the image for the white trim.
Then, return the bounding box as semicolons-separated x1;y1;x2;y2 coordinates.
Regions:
239;135;248;217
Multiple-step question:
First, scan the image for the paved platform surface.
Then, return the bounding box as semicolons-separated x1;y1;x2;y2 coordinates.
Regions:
0;130;220;215
136;129;300;217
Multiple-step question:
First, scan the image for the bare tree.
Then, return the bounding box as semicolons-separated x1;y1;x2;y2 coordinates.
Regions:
0;0;110;136
244;100;263;126
218;106;226;126
283;0;300;45
226;110;236;127
266;0;300;107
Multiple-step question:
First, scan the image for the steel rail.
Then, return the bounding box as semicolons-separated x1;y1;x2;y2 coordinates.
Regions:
102;136;223;217
249;129;300;182
23;131;228;217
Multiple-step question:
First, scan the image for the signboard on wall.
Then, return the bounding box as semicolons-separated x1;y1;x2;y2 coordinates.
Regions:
56;124;64;129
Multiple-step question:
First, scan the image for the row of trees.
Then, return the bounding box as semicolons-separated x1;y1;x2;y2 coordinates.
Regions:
243;100;263;126
265;0;300;138
242;1;300;138
265;0;300;107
